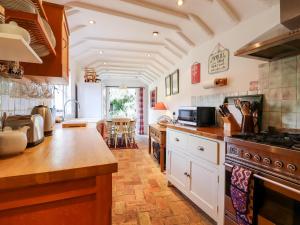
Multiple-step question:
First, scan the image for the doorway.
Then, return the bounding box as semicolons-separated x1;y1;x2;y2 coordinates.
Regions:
106;87;137;119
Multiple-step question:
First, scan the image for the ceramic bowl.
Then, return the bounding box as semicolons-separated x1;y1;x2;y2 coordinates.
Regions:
0;126;29;156
0;21;31;44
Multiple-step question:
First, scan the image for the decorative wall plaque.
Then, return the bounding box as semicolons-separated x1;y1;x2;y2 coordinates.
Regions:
208;43;230;74
191;63;200;84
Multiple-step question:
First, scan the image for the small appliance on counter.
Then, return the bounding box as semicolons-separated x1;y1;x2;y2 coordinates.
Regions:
178;106;215;127
5;115;44;147
31;105;54;136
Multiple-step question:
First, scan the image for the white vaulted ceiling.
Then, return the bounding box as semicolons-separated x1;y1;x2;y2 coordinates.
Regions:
48;0;279;85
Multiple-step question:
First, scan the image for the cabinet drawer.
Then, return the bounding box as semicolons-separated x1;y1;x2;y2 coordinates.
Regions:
188;135;219;164
168;130;187;149
150;127;161;141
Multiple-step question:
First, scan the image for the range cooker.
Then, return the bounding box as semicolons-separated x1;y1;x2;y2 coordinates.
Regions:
225;130;300;225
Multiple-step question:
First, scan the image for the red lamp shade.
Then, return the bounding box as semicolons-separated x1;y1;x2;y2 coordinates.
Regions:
154;102;167;110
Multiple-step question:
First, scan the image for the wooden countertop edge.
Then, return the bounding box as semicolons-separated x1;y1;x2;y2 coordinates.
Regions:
166;124;225;141
0;163;118;190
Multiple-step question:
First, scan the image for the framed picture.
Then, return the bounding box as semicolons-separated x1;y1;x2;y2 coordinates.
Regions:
150;87;157;108
165;75;171;96
191;63;200;84
171;69;179;95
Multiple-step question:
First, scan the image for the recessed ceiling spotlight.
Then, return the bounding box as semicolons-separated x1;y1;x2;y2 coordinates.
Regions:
177;0;184;6
99;50;103;54
153;31;159;37
103;62;107;65
89;20;96;24
147;53;151;57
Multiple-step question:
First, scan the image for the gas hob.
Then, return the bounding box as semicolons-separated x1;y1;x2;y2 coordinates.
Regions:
231;132;300;150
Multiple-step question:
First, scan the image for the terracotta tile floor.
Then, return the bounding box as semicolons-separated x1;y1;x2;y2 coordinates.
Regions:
111;136;215;225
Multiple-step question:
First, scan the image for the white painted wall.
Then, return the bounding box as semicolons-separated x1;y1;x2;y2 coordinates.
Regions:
77;83;102;119
148;4;280;124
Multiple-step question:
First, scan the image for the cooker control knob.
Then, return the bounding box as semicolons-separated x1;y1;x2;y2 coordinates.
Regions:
287;164;297;172
244;152;252;159
274;161;283;169
254;154;261;162
263;158;271;165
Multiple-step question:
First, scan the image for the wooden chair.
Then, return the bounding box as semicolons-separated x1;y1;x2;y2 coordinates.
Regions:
112;118;131;148
128;120;136;146
105;121;114;147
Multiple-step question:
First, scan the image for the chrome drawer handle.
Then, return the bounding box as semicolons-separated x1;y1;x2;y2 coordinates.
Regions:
175;138;180;142
197;146;205;151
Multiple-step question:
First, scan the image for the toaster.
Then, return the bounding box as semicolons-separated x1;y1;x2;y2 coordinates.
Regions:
5;115;44;147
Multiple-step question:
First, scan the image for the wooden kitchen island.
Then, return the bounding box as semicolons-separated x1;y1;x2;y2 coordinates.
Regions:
0;124;118;225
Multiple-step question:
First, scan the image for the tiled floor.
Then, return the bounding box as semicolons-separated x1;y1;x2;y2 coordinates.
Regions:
111;136;215;225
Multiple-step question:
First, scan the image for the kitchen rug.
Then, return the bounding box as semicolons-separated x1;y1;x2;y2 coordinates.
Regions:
107;137;138;150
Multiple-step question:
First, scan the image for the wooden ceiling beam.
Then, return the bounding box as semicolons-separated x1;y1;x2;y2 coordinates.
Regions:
66;1;181;31
176;32;196;47
79;52;169;71
92;63;160;78
100;74;150;84
66;9;80;17
88;58;164;74
164;46;183;59
85;37;165;47
75;47;174;67
215;0;240;23
188;14;214;37
120;0;189;20
99;72;153;83
70;40;86;49
96;67;156;81
70;25;87;33
165;38;188;55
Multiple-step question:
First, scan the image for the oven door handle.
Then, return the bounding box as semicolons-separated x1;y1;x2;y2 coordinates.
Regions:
254;174;300;195
224;163;233;168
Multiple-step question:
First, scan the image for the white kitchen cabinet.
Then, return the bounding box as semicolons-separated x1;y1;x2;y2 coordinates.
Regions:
166;128;221;223
167;149;189;194
189;157;219;219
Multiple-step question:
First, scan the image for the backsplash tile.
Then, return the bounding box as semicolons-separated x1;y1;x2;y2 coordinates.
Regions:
0;77;54;118
259;55;300;129
191;55;300;130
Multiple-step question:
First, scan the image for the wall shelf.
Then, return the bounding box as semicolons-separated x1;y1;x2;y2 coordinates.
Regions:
0;33;42;63
5;9;56;57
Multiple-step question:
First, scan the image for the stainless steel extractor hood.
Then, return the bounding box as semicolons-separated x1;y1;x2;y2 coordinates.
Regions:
235;0;300;61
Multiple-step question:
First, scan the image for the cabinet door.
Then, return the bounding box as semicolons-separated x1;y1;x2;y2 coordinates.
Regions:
167;149;189;193
188;158;219;220
61;15;69;79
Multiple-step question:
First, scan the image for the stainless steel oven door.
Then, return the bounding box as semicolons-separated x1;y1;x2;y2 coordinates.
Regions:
224;162;300;225
254;174;300;225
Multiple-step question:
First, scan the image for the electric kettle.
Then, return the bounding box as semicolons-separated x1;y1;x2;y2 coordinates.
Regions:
31;105;54;136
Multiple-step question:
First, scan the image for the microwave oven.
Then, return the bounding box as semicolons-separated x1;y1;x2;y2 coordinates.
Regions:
178;106;216;127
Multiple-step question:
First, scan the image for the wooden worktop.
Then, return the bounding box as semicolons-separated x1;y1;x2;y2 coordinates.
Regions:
166;124;225;141
0;124;118;190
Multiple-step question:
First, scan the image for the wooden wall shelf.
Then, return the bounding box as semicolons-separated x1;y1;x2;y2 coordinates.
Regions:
5;9;56;56
31;0;48;21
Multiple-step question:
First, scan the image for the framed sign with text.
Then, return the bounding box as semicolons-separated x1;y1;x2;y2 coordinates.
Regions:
208;43;229;74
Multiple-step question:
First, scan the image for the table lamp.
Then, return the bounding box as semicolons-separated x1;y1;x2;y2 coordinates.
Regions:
154;102;171;126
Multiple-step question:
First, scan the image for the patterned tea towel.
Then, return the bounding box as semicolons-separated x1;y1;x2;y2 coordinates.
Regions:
230;165;254;225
